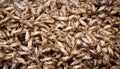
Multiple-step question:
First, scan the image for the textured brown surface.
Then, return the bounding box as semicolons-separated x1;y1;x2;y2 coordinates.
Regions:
0;0;120;69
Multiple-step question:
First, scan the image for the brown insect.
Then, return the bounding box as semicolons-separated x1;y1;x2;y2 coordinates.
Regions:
92;0;114;5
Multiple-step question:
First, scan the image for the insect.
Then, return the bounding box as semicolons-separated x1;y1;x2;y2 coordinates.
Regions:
92;0;114;5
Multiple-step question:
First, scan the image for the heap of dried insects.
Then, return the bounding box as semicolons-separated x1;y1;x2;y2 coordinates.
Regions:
0;0;120;69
